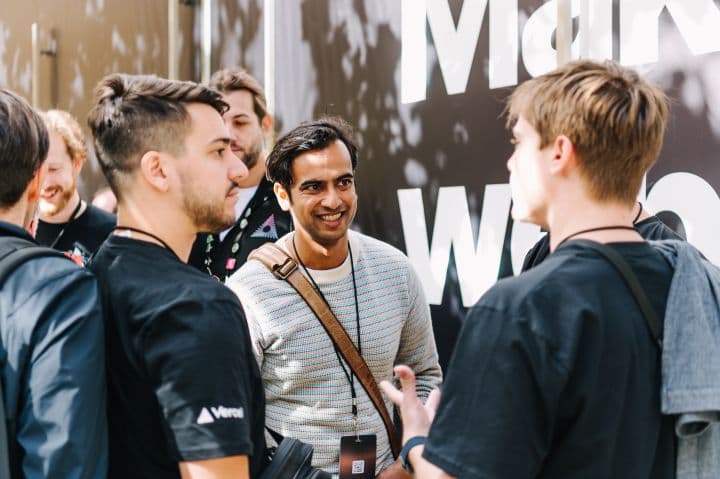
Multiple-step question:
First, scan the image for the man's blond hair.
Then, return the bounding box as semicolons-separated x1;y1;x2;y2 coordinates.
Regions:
506;60;669;204
43;109;88;166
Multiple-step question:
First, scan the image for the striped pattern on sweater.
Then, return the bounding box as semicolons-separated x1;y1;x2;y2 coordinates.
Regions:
228;231;442;474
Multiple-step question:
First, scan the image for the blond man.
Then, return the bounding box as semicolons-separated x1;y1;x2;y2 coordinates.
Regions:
383;60;677;479
36;109;115;262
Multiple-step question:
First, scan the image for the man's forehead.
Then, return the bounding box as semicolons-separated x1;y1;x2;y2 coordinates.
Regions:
186;103;228;140
291;143;353;181
222;90;254;114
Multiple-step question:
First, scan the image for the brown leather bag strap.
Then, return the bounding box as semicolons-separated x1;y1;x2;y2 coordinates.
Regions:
248;242;401;458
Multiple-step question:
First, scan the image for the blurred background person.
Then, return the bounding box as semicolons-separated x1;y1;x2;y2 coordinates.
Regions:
35;109;115;264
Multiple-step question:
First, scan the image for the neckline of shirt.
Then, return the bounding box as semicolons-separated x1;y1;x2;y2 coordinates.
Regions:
282;231;360;286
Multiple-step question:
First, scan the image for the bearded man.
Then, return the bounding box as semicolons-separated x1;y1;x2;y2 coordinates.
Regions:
188;68;292;281
87;74;267;479
35;109;115;263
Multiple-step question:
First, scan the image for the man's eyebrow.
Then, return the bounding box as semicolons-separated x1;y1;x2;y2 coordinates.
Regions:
299;179;322;188
207;137;231;147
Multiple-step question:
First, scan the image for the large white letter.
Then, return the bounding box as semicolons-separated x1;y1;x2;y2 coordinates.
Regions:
621;0;720;66
398;185;511;306
401;0;517;104
522;0;612;77
646;172;720;265
401;0;428;104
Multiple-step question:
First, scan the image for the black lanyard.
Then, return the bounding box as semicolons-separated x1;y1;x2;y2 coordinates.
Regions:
114;226;181;262
49;198;83;249
292;235;362;421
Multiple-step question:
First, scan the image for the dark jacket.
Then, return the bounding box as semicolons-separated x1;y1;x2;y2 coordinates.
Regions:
0;221;107;478
189;178;292;281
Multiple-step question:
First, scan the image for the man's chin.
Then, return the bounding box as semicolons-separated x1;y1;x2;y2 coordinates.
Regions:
38;201;60;218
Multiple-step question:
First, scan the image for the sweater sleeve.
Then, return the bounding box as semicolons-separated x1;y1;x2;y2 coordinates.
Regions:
395;262;442;399
227;265;266;370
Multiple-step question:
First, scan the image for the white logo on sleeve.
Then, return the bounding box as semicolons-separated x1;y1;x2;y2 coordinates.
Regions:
196;405;245;425
196;408;214;424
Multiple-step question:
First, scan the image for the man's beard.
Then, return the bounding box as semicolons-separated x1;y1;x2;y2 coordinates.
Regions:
181;177;236;233
39;184;76;217
241;137;264;171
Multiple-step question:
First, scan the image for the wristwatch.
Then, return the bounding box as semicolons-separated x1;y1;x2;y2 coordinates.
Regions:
399;436;427;474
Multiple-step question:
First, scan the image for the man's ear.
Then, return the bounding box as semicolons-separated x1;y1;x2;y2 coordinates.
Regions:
72;157;84;177
274;182;291;211
550;135;576;176
139;151;171;192
261;113;274;137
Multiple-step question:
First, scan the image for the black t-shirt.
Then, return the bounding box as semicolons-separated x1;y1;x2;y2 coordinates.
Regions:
424;241;676;479
521;215;684;272
36;203;115;260
90;235;266;478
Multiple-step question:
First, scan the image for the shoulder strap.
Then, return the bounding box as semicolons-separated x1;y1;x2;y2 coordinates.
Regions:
0;237;69;478
573;240;663;349
0;244;68;286
249;243;401;458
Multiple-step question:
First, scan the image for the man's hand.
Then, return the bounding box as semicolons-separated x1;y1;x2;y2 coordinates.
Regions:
380;365;441;443
179;455;249;479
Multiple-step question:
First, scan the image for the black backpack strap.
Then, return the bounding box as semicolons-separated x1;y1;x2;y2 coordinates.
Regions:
0;237;69;478
0;243;68;286
573;240;663;349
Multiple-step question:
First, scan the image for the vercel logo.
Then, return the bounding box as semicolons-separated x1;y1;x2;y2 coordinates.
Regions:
196;406;245;424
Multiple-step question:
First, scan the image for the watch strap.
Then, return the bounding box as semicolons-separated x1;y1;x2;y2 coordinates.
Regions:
400;436;427;473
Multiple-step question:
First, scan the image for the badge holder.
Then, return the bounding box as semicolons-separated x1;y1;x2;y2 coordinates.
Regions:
339;415;376;479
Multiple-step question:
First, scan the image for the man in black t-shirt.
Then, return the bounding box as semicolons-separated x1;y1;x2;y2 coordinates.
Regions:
381;61;677;479
87;74;265;479
35;109;115;264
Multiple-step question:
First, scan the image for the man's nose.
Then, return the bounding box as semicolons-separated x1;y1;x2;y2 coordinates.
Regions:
227;150;249;183
321;187;342;209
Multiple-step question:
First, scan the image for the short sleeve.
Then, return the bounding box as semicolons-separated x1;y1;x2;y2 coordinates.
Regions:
423;303;568;479
141;296;257;461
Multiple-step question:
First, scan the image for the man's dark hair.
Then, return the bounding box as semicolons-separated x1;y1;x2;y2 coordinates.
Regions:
87;74;228;198
209;67;268;121
0;89;49;209
266;116;358;193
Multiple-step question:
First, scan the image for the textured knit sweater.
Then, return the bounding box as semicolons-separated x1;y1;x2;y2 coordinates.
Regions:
228;231;442;474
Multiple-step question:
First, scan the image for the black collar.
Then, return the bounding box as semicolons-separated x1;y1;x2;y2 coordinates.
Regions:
0;220;35;242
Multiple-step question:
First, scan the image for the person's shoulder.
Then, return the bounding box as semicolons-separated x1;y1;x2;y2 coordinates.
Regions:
637;215;684;241
84;204;116;229
352;231;411;266
521;233;550;271
477;247;591;313
4;253;95;317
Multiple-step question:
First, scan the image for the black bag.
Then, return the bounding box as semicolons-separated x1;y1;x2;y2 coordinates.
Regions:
261;437;331;479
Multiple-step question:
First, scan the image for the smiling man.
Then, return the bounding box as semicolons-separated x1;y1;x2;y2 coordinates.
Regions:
87;74;266;479
228;117;441;477
35;109;115;263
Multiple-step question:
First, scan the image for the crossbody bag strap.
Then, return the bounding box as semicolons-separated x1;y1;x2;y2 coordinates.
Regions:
573;240;663;349
249;243;401;458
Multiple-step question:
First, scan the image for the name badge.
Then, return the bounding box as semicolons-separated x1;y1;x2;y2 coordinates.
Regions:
339;434;376;479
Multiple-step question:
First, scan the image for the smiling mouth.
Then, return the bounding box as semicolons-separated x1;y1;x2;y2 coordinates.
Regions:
319;212;342;221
